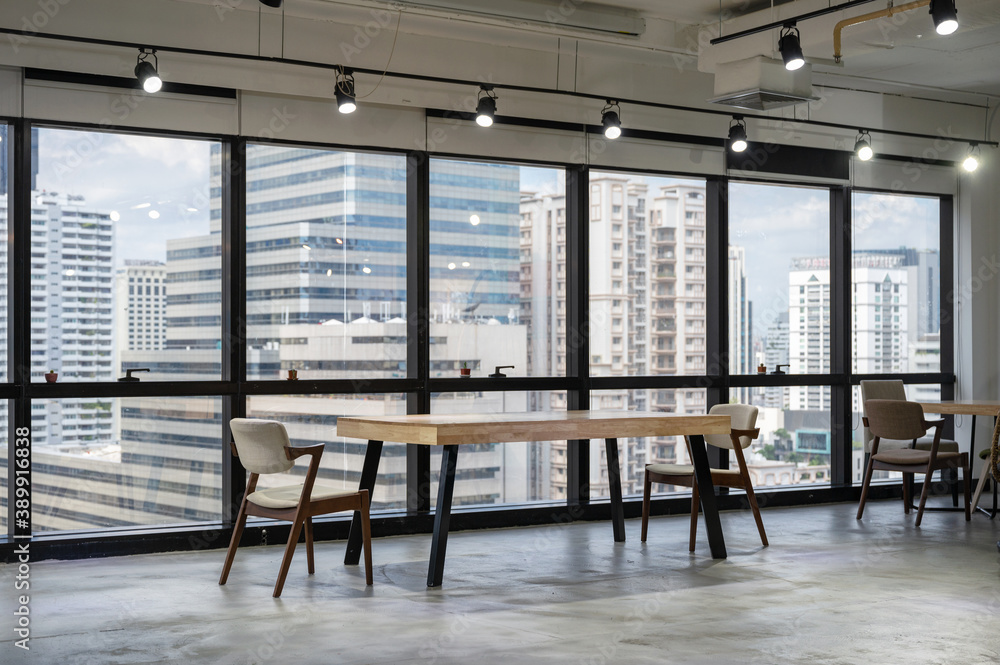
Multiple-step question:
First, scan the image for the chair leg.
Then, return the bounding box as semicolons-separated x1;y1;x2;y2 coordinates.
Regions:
857;457;876;520
971;460;991;512
359;490;373;586
743;483;768;548
305;515;315;575
219;500;249;586
962;455;971;521
902;472;911;514
951;466;960;507
641;472;651;542
689;480;699;553
273;515;306;598
915;470;933;527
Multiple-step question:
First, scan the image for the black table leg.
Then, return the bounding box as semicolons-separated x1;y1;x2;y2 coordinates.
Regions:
688;433;727;559
427;444;459;587
605;438;626;543
345;439;383;565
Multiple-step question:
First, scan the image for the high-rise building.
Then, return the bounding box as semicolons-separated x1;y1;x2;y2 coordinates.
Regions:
32;192;116;445
115;261;167;353
519;179;743;498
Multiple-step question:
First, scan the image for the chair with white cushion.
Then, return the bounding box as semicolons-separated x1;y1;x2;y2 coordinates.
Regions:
641;403;766;551
220;418;373;597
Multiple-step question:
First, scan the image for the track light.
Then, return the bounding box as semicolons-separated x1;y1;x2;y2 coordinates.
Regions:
779;24;805;71
930;0;959;35
476;86;497;127
259;0;283;7
134;48;162;93
728;116;748;152
601;100;622;140
854;130;873;161
336;69;356;114
963;143;980;172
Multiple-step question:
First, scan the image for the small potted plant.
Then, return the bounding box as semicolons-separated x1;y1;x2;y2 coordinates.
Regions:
45;369;58;383
460;362;471;378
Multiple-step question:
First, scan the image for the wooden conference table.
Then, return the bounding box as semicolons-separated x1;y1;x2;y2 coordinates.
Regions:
914;400;1000;517
335;410;731;586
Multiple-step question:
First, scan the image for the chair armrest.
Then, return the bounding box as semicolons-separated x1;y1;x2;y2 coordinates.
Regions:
923;417;945;427
861;417;869;428
229;441;239;457
732;427;760;440
284;443;325;461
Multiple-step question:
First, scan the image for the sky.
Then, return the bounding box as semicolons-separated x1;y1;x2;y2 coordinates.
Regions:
35;128;214;268
32;129;940;339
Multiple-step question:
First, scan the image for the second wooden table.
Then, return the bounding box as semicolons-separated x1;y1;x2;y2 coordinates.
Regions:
335;410;731;586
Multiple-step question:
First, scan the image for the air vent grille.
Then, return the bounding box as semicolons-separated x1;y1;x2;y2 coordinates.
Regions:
708;89;818;111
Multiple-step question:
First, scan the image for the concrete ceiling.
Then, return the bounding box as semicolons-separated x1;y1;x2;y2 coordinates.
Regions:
368;0;1000;99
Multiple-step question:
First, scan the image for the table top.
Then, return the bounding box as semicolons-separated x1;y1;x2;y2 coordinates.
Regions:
914;400;1000;417
335;410;731;446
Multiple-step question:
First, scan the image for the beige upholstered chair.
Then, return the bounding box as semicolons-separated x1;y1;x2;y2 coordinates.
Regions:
860;379;961;504
641;403;766;551
220;419;373;597
857;400;970;526
860;380;960;454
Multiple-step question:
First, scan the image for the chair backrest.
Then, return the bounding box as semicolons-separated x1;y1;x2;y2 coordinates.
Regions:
705;403;758;450
860;380;906;447
864;399;928;442
230;418;295;475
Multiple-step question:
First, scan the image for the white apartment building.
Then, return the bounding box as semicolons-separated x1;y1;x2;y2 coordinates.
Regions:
114;261;167;354
520;179;742;498
32;192;116;447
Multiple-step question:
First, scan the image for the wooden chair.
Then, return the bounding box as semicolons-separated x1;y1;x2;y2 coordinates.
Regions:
641;403;766;551
220;418;373;597
857;399;970;526
860;380;961;505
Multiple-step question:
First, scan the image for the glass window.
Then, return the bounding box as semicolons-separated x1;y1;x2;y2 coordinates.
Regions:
745;392;832;489
429;159;564;378
247;394;406;510
33;128;221;382
243;145;407;380
29;397;221;532
430;391;567;506
852;192;940;380
590;388;707;497
589;172;707;378
729;182;830;403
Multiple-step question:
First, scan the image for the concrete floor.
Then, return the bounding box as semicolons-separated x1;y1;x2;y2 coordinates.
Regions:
3;499;1000;665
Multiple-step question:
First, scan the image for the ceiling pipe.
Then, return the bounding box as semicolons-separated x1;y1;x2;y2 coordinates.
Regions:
834;0;931;63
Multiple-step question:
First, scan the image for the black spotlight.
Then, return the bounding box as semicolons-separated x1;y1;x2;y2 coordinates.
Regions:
259;1;283;7
779;24;805;71
134;48;162;93
476;86;497;127
728;116;748;152
336;69;356;114
854;130;873;161
601;100;622;139
930;0;959;35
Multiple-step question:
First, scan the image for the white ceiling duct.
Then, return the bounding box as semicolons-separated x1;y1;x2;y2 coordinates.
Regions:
389;0;646;36
708;56;818;110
